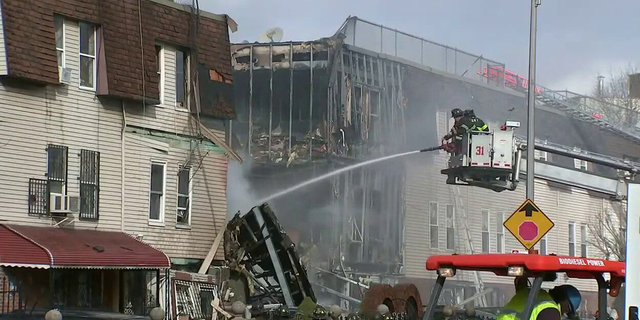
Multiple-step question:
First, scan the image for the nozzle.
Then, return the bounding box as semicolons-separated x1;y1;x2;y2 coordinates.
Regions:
419;146;443;152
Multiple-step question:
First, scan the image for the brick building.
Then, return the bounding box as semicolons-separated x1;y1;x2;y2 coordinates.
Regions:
0;0;237;317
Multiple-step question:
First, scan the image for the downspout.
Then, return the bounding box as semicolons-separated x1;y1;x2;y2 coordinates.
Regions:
121;101;127;232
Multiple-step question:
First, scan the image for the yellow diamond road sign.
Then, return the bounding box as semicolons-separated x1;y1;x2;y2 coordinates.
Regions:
503;199;554;250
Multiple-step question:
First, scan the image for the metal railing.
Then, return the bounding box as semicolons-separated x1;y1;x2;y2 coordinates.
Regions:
533;84;640;141
338;17;506;86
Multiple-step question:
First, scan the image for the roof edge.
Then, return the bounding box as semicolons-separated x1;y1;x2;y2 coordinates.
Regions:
125;232;172;268
1;224;54;266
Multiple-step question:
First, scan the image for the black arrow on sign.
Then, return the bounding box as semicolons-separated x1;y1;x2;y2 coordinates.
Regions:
519;202;538;217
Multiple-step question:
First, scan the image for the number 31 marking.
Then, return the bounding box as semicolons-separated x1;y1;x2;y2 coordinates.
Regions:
475;146;485;155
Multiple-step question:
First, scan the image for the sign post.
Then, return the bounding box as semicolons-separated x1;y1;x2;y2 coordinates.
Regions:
504;199;554;251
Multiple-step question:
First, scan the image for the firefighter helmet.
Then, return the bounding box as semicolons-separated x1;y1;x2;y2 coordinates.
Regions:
463;109;475;117
451;108;464;118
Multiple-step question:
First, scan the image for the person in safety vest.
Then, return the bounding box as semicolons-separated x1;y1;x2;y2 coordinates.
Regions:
549;285;582;319
497;282;580;320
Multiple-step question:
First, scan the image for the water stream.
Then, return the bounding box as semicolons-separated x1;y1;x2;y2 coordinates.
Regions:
258;149;423;203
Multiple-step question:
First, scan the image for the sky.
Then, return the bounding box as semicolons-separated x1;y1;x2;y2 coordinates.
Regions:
201;0;640;95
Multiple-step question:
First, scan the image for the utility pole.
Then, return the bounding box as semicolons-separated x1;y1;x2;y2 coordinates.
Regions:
526;0;540;200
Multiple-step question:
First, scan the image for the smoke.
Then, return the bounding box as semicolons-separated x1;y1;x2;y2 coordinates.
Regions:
226;153;260;219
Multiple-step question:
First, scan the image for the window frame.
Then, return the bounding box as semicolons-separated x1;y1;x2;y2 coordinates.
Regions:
175;48;191;111
79;21;97;91
496;212;505;253
79;149;100;220
148;161;167;225
572;147;588;171
155;44;165;105
54;16;65;70
580;223;588;258
569;222;576;256
429;202;439;249
445;204;455;250
481;209;490;253
176;164;192;228
539;235;548;255
46;144;69;214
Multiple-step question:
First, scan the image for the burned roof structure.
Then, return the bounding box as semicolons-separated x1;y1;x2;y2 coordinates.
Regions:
226;16;640;310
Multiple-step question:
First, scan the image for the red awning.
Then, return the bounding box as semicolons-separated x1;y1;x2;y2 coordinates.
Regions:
0;224;171;269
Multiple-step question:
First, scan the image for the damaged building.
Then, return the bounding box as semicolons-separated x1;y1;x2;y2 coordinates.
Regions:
227;16;640;314
0;0;238;318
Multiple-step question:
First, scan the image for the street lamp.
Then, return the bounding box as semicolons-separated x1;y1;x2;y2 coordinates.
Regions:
526;0;541;200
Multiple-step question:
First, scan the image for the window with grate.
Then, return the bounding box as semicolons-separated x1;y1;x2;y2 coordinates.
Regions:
429;202;438;248
176;165;191;226
28;178;48;216
446;204;455;250
80;149;100;220
47;144;68;197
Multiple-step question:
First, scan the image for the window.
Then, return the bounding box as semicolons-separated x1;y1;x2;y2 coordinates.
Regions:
149;162;166;223
496;212;504;253
581;224;588;257
482;209;490;253
446;204;455;250
573;147;588;170
534;150;548;161
540;235;547;255
175;48;190;109
54;16;65;69
47;144;68;197
155;44;164;104
79;21;96;89
79;150;100;220
47;144;68;213
569;222;576;256
177;165;192;226
429;202;438;248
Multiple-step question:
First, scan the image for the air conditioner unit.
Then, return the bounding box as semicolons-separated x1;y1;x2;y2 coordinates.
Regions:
50;193;69;214
50;193;79;214
58;66;72;84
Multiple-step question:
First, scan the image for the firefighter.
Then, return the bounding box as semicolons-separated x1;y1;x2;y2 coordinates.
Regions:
549;285;582;319
462;109;489;133
442;108;466;154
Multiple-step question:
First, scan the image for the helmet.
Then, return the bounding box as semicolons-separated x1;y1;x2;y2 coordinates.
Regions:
551;285;581;316
463;109;475;117
451;108;464;118
312;306;328;319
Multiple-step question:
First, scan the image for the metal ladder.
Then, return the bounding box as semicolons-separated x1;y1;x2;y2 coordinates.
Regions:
450;184;488;307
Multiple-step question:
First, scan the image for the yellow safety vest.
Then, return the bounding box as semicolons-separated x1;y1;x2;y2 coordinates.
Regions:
496;294;560;320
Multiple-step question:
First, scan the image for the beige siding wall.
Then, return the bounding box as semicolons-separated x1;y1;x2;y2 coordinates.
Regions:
0;19;123;231
123;43;191;136
0;19;228;261
404;111;619;294
124;132;227;260
0;3;6;75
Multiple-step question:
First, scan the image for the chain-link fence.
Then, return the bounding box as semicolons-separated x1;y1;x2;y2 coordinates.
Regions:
339;17;506;87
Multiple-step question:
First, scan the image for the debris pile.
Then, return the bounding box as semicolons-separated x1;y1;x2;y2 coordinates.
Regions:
249;128;328;165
